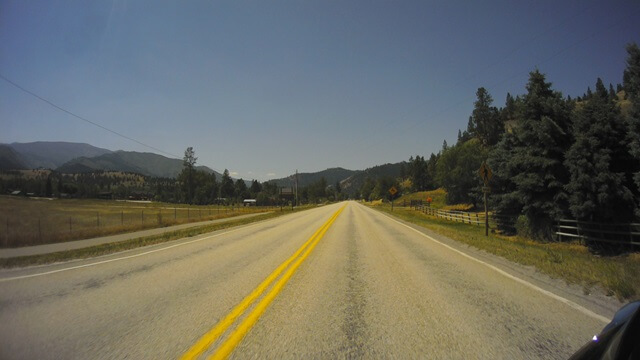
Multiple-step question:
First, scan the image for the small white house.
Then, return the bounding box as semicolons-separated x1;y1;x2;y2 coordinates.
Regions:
243;199;257;207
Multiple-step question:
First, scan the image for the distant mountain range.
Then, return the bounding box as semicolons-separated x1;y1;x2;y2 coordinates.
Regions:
57;151;222;179
339;162;406;195
0;145;28;171
268;162;406;196
267;168;358;188
7;141;112;169
1;141;406;190
0;141;221;179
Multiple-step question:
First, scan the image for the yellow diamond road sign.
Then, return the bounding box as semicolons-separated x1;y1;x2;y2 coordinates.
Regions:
478;162;492;184
388;186;398;196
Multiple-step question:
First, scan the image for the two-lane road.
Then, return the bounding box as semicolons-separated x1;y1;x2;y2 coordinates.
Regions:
0;202;611;359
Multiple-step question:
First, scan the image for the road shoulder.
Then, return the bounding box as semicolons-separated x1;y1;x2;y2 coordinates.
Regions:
365;204;623;321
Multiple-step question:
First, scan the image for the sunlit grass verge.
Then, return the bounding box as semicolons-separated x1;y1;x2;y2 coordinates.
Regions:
394;188;447;208
0;207;313;269
373;204;640;301
392;189;473;211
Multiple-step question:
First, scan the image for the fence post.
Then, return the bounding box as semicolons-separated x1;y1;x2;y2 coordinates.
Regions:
577;222;582;246
142;210;144;225
556;221;561;242
174;208;177;220
39;217;42;242
69;217;72;232
121;211;124;225
97;212;100;228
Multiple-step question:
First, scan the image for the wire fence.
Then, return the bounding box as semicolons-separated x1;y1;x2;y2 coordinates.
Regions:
2;205;278;248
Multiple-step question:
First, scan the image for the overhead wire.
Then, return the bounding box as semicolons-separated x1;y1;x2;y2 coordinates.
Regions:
1;4;637;176
0;73;182;160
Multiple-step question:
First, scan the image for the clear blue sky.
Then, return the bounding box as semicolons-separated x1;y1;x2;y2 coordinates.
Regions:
1;1;638;181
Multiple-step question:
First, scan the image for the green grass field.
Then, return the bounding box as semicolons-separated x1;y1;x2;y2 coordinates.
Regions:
0;196;275;247
373;203;640;301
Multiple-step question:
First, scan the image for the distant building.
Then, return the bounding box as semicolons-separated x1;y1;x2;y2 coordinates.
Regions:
243;199;257;207
97;192;113;200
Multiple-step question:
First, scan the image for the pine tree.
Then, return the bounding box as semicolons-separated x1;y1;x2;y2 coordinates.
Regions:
408;155;430;191
503;93;516;121
427;153;439;189
469;87;503;146
465;116;476;139
219;169;235;200
234;179;248;200
609;83;617;100
488;131;522;233
623;43;640;96
250;180;262;196
508;70;572;239
565;78;635;222
436;139;487;206
623;43;640;218
181;147;197;203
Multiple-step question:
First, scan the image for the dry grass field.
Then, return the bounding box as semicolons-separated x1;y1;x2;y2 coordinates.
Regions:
0;195;271;247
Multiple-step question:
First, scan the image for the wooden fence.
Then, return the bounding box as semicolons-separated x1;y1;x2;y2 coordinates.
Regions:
555;219;640;248
413;204;485;226
412;204;639;249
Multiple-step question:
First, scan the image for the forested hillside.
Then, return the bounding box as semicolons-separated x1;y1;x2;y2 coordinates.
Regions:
395;43;640;240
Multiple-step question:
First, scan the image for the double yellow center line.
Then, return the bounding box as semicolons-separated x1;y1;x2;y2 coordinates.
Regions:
181;205;346;360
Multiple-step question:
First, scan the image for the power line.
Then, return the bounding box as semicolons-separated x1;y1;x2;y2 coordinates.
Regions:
0;73;181;159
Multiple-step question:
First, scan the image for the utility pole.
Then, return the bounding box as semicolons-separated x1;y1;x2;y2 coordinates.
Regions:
295;169;298;207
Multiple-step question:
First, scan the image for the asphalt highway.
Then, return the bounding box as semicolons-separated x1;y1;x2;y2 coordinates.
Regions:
0;201;614;359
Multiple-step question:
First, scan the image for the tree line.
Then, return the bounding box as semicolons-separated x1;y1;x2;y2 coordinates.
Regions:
160;147;349;205
0;147;350;205
399;43;640;240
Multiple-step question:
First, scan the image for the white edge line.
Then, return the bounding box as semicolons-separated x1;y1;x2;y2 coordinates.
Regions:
0;217;272;283
368;206;610;324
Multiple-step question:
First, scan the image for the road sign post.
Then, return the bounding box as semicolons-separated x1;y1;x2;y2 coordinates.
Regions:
478;162;492;237
484;189;488;237
388;186;398;211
